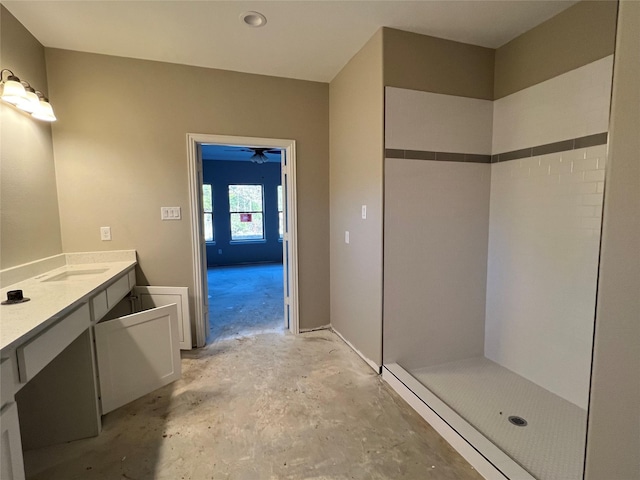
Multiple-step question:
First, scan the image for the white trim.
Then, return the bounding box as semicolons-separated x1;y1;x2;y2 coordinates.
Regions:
382;364;536;480
332;327;381;373
300;324;331;333
186;133;300;347
283;142;300;334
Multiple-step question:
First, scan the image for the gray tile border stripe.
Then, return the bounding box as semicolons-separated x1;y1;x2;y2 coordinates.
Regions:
386;149;490;163
499;148;533;162
435;152;467;162
385;149;405;159
493;132;608;163
574;132;608;149
532;139;574;156
465;154;492;163
405;149;436;160
385;132;607;165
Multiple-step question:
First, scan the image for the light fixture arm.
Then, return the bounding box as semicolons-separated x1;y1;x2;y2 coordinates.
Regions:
1;69;19;83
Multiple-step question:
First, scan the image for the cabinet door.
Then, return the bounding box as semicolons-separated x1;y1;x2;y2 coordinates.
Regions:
95;304;181;415
132;286;192;350
0;403;25;480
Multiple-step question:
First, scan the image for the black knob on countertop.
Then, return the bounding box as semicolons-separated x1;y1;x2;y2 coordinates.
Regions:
7;290;24;301
2;289;30;305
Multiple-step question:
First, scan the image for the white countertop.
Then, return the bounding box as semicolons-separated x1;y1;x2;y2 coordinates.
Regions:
0;253;136;353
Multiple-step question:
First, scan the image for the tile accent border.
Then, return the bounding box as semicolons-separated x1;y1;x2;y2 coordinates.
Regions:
385;148;491;163
492;132;608;163
385;132;608;165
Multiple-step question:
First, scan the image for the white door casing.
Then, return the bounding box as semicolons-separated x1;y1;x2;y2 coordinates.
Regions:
94;304;181;415
133;286;191;350
280;149;299;331
186;134;300;346
187;138;211;347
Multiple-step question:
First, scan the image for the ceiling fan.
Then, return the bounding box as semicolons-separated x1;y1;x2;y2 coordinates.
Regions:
230;147;282;164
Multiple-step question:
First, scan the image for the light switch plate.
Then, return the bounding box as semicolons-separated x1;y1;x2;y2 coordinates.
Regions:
161;207;182;220
345;231;350;244
362;205;367;219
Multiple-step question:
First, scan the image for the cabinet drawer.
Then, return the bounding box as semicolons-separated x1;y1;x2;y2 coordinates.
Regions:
91;290;108;322
17;303;90;383
106;275;130;309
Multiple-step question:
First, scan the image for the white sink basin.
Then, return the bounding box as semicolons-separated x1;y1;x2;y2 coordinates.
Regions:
41;269;109;282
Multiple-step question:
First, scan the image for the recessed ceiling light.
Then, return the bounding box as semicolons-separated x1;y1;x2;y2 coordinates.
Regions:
240;11;267;28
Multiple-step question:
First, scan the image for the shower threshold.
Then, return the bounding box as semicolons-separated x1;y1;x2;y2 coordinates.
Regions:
383;361;587;480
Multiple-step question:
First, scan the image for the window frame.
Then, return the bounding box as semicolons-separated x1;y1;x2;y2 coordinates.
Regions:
202;183;215;244
277;184;284;241
228;183;266;243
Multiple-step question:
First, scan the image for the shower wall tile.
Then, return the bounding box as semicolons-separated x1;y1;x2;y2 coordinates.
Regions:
384;158;490;368
492;56;613;154
385;87;493;154
485;146;606;410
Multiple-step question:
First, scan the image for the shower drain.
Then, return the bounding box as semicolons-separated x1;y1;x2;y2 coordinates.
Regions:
508;415;528;427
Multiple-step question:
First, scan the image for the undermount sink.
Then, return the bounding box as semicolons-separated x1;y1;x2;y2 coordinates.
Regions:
41;269;109;282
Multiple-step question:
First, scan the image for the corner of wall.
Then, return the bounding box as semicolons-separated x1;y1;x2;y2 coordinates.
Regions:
329;28;384;366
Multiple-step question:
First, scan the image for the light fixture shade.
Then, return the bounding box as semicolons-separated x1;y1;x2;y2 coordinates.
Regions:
32;98;56;122
16;88;40;113
1;77;26;105
250;152;268;164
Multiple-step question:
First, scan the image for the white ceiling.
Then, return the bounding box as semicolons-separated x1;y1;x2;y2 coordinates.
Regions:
3;1;577;83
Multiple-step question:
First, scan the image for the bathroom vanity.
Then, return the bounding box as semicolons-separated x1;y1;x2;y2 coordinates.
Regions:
0;251;184;480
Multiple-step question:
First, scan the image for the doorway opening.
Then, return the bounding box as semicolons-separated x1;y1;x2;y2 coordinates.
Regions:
187;134;299;347
202;145;284;340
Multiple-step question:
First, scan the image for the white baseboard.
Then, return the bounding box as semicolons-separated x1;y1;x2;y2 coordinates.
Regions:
331;327;381;374
299;324;331;333
383;364;535;480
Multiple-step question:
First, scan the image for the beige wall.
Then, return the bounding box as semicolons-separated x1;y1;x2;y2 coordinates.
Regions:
585;1;640;477
383;27;494;100
0;6;63;270
329;30;384;366
45;49;330;332
494;0;617;99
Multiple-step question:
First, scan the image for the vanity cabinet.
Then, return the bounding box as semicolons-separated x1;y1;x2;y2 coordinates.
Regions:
14;266;184;454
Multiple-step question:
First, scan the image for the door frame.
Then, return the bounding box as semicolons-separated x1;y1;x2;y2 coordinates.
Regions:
186;133;300;347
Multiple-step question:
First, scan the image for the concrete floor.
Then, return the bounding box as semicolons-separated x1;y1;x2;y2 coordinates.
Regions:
208;264;284;340
23;330;482;480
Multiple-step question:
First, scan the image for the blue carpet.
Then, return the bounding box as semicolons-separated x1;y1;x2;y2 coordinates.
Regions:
207;263;284;341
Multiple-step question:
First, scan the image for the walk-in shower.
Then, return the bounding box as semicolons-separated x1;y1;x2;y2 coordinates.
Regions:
381;24;615;478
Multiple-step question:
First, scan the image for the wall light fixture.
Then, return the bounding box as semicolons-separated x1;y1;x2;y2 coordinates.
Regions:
0;69;56;122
